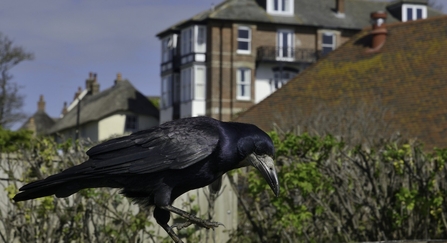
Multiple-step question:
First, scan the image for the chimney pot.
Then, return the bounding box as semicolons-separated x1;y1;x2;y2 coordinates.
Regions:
369;11;388;51
74;86;82;100
61;101;68;116
115;72;123;85
336;0;345;14
37;94;46;112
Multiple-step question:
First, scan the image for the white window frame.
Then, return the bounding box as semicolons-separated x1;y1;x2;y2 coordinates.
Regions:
195;25;206;53
266;0;294;15
321;32;336;56
194;66;206;100
236;68;251;101
402;4;427;22
161;75;172;109
237;26;251;54
276;29;294;61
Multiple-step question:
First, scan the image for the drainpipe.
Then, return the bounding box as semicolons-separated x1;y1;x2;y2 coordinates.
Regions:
230;24;234;120
219;23;223;120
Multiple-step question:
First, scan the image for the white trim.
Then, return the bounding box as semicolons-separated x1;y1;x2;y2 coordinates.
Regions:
237;26;251;54
193;65;206;100
266;0;294;16
321;32;336;55
276;29;294;61
236;68;251;101
402;4;427;22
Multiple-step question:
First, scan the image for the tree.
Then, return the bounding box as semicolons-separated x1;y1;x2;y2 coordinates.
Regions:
0;32;34;128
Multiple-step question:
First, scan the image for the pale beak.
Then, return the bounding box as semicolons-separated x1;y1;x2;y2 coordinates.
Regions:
247;153;280;196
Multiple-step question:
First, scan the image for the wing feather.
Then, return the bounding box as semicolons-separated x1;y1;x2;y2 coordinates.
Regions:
83;118;220;175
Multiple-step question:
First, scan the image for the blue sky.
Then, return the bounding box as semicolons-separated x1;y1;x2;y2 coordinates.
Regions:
0;0;213;129
0;0;445;129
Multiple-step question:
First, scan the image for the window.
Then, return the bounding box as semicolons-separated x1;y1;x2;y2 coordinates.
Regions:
181;27;193;55
277;29;294;60
237;68;251;100
161;75;172;108
237;26;251;54
125;115;138;132
267;0;293;15
194;66;206;100
181;68;192;102
270;68;298;92
196;26;206;53
402;4;426;22
161;36;172;63
321;32;335;56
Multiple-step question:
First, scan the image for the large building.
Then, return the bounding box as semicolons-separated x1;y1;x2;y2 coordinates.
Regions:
157;0;442;123
235;13;447;149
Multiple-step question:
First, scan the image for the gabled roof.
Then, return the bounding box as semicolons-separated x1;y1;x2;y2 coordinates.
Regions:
156;0;443;37
20;111;57;135
48;80;159;134
234;15;447;149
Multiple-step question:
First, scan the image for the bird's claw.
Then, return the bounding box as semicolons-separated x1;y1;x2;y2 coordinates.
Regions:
172;219;224;230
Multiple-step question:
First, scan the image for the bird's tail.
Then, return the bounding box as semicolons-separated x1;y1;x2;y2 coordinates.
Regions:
13;161;121;202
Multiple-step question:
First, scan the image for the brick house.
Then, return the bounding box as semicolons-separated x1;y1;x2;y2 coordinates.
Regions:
156;0;442;123
234;14;447;149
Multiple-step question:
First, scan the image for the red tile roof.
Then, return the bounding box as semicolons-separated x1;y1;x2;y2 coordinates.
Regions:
235;15;447;149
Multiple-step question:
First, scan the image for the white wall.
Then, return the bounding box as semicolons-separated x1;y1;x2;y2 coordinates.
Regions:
255;63;278;103
98;113;126;141
191;100;206;117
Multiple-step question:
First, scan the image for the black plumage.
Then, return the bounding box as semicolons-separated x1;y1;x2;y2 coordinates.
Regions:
14;116;279;243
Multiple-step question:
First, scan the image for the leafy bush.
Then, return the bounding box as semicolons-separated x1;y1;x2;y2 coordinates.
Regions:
229;131;447;242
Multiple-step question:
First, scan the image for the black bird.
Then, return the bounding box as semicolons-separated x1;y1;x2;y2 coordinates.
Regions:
14;116;279;243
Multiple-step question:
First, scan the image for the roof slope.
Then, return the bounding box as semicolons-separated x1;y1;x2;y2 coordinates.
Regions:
20;111;56;135
157;0;443;37
48;80;159;134
235;15;447;149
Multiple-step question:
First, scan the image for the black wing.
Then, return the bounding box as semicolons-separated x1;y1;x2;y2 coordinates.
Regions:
83;119;220;175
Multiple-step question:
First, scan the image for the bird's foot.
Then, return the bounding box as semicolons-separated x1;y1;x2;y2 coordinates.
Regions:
173;219;224;230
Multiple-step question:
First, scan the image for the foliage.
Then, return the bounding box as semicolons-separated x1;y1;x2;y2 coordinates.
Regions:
0;133;164;242
0;32;34;128
228;131;447;242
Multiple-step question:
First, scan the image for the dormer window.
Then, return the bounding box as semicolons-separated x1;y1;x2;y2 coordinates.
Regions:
161;35;176;63
267;0;294;15
402;4;426;22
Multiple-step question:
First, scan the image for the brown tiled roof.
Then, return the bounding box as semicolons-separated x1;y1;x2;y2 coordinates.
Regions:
235;15;447;149
156;0;443;37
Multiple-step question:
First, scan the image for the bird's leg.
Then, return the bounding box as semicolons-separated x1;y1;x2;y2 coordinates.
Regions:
160;205;224;230
159;223;183;243
154;207;184;243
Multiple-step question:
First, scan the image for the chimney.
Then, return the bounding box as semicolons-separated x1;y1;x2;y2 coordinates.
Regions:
91;73;100;95
336;0;345;14
61;102;68;117
369;11;387;51
26;117;36;135
86;72;100;95
114;72;123;85
86;72;94;91
37;95;45;112
74;86;82;100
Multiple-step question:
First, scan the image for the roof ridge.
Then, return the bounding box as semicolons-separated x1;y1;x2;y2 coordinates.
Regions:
363;14;447;31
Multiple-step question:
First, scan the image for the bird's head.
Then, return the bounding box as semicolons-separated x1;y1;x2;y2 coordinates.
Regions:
236;126;280;197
